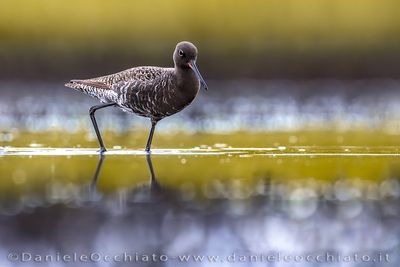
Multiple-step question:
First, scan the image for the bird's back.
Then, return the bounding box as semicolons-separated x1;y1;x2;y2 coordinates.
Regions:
89;66;168;86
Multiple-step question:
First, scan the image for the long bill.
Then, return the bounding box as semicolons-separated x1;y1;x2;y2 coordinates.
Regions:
188;60;208;91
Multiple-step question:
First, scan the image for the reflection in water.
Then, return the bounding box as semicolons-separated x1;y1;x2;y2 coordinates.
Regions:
90;154;163;198
89;155;105;194
146;154;162;195
0;154;399;267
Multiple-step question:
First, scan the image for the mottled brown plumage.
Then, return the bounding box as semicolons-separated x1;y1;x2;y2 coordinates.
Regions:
65;41;207;153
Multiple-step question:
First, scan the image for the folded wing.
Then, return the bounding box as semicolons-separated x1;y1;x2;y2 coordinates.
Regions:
65;67;170;104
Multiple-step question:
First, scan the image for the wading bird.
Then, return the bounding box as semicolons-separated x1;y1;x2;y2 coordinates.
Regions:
66;41;207;153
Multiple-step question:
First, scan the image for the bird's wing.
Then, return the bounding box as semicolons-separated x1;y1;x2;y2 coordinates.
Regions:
110;68;176;116
65;66;172;103
66;67;169;90
110;67;175;94
90;66;168;87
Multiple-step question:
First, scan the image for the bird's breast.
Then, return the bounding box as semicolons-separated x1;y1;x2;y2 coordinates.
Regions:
122;82;198;120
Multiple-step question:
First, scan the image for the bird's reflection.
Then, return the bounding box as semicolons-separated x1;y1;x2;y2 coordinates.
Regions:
89;154;163;196
145;154;162;194
89;155;105;193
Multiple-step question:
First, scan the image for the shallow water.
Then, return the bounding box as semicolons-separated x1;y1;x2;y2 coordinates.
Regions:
1;80;400;266
1;147;400;266
3;146;400;156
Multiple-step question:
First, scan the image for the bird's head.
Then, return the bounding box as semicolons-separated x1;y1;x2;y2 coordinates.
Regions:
173;41;208;91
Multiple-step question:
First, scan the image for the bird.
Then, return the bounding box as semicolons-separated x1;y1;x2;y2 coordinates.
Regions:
65;41;207;153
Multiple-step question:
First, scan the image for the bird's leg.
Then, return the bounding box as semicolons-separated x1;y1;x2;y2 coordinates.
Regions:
89;102;116;153
145;119;158;153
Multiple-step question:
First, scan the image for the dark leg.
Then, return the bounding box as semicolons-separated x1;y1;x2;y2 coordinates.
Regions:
89;102;116;153
145;119;158;153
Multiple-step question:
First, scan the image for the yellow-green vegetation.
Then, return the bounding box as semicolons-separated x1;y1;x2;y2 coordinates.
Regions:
4;129;400;148
1;0;399;50
1;0;400;77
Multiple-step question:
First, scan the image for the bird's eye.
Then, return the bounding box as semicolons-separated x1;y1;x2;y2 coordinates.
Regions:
178;50;185;57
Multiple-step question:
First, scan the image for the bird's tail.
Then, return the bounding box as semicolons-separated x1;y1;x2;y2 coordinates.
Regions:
65;79;110;90
65;79;117;103
65;79;82;90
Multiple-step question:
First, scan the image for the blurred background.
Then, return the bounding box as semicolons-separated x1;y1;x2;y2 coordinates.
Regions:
1;0;400;80
1;1;400;266
1;0;400;137
1;0;400;143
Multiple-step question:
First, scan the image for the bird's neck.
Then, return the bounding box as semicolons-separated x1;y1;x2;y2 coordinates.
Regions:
175;67;200;94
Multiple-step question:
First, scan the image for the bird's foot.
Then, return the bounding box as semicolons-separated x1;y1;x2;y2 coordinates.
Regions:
98;147;107;154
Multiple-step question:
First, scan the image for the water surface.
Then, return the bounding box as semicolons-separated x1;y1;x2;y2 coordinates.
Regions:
1;80;400;266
